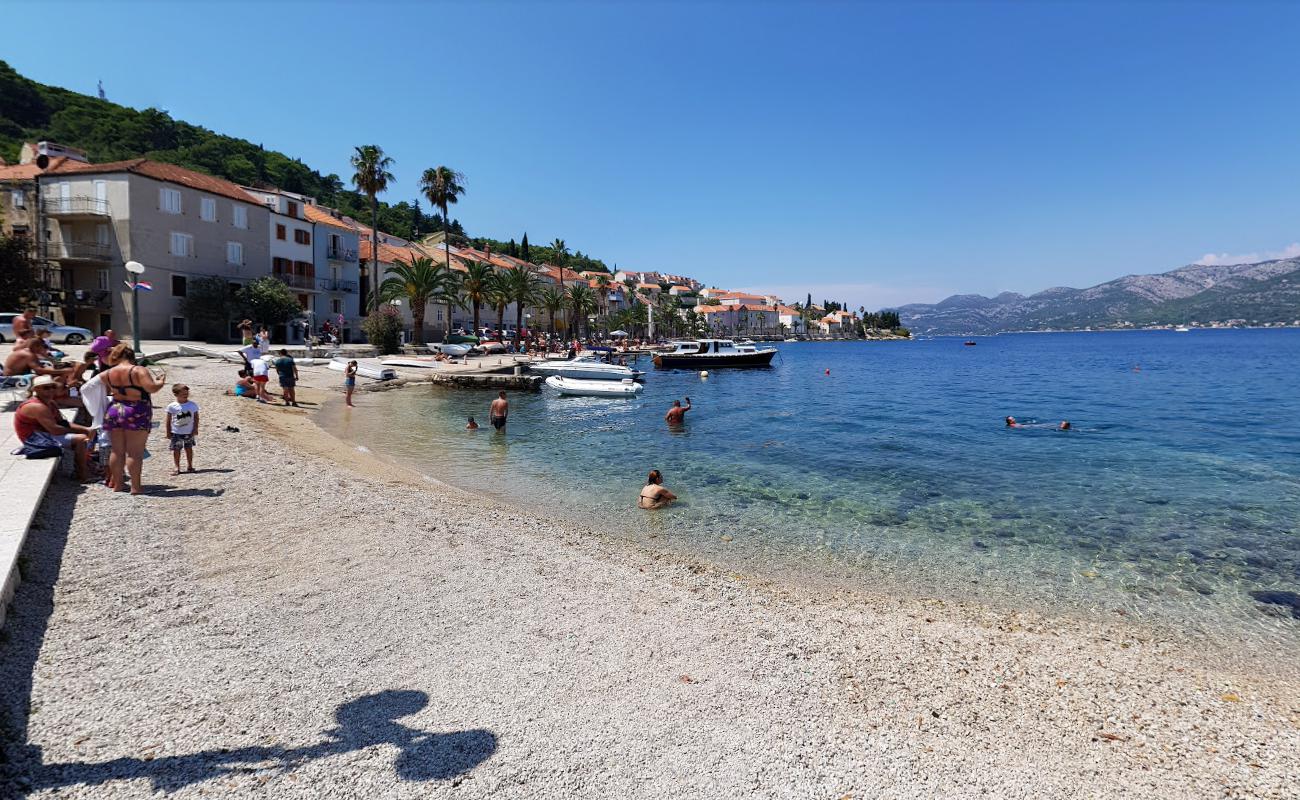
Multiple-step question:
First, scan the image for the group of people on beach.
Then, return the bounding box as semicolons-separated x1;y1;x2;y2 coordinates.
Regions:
6;315;204;493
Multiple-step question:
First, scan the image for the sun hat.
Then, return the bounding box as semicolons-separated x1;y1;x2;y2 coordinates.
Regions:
31;375;58;389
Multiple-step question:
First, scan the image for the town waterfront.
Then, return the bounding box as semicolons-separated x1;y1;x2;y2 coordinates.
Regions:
320;329;1300;642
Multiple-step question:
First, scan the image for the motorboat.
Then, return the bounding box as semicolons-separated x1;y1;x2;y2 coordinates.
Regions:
328;357;396;380
963;340;977;346
546;375;644;398
474;341;507;355
529;355;644;381
652;339;777;368
1174;325;1191;332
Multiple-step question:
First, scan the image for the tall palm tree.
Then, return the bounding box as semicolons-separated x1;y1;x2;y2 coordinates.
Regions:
566;283;596;340
550;238;569;284
375;257;451;346
594;274;611;328
350;145;394;303
486;271;511;339
419;166;466;334
460;260;495;335
540;286;566;337
503;266;543;347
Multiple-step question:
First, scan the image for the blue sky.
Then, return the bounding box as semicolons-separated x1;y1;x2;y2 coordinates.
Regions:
6;1;1299;307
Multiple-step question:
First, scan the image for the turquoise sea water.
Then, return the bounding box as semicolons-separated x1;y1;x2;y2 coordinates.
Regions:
318;330;1300;642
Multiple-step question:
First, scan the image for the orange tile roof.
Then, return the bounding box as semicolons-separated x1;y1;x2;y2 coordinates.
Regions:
0;156;79;181
48;158;262;205
303;203;359;232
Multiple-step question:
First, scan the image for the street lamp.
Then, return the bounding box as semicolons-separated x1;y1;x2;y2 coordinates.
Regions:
124;260;145;353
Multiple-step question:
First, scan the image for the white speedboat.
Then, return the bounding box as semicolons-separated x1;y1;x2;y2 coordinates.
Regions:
1174;325;1191;332
329;357;397;380
546;375;644;398
530;356;644;381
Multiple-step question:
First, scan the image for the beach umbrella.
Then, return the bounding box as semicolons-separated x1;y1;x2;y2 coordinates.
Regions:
609;329;629;338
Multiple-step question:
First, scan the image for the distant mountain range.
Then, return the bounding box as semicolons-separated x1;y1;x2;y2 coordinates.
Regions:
897;257;1300;335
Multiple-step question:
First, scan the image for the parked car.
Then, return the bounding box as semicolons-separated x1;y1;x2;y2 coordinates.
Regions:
0;312;94;344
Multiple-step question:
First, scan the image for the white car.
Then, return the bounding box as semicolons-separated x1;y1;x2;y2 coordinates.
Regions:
0;312;95;344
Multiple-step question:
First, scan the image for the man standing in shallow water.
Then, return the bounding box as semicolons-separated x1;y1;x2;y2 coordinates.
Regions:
665;397;691;426
489;391;508;430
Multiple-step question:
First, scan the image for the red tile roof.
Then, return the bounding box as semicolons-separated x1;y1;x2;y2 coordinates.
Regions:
303;203;359;232
47;158;262;205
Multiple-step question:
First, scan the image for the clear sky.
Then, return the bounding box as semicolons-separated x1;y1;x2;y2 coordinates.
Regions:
6;1;1299;307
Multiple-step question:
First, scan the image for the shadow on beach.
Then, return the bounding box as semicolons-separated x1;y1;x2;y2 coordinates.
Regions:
0;482;497;796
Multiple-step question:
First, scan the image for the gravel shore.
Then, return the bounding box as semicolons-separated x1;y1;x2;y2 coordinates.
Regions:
1;356;1298;799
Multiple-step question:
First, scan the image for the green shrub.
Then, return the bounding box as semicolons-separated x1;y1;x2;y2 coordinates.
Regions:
362;306;403;354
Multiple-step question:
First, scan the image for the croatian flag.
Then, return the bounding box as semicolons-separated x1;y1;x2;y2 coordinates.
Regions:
124;280;154;291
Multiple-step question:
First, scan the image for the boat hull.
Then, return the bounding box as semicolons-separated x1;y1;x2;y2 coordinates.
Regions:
545;375;644;397
653;350;777;368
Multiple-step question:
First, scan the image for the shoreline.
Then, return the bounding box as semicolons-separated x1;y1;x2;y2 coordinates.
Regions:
2;355;1298;797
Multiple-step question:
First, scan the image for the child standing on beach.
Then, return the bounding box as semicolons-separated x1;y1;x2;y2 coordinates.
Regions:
344;360;358;407
165;383;200;474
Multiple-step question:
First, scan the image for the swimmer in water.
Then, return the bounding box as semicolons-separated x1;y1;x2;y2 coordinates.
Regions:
1058;420;1071;431
1005;416;1020;428
466;416;479;430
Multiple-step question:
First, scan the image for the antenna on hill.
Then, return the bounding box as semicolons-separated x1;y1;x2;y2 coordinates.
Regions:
97;80;106;100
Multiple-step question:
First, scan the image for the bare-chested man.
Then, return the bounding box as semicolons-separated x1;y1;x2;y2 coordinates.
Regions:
11;309;36;341
14;375;94;480
3;339;73;379
489;391;509;431
665;396;692;426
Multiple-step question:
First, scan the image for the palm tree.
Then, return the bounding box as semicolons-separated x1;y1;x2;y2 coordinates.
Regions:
350;145;395;303
594;274;611;329
419;166;466;334
503;266;543;347
540;286;566;337
460;260;495;336
375;257;451;346
486;271;511;339
550;238;569;284
566;283;596;339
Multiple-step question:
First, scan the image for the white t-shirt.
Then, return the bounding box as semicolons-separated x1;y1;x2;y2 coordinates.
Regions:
166;400;199;435
238;344;261;362
251;358;269;378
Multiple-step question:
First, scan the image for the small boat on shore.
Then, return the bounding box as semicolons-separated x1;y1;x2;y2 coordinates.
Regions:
653;339;777;369
546;375;644;397
380;357;443;370
329;357;396;380
435;343;472;357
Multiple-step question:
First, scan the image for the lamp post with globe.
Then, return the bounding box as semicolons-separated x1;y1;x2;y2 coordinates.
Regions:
124;260;145;353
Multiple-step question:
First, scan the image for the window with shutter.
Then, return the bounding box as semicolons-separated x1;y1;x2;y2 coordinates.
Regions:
201;197;217;222
160;188;182;214
233;205;248;229
277;224;286;240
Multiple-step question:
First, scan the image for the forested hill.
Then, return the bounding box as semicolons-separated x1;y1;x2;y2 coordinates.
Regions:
0;60;609;271
897;257;1300;335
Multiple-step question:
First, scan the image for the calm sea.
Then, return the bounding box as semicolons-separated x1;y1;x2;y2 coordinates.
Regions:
317;330;1300;643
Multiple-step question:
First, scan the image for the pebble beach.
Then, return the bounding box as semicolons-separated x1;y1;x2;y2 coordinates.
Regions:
2;355;1299;799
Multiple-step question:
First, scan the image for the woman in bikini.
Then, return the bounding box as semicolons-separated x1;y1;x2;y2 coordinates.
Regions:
102;344;166;494
638;469;677;510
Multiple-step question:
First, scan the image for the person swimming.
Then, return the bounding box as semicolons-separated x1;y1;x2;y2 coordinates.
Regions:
466;416;479;430
1058;420;1071;431
1005;416;1020;428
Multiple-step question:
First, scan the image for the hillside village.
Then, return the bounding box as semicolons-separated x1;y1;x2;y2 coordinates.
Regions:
1;141;906;345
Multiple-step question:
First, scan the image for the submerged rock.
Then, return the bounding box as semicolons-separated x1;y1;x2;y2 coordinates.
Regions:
1249;590;1300;619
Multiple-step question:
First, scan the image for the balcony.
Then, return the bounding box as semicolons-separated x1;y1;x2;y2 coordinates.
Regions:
318;278;358;293
45;241;112;262
43;195;111;218
67;288;113;310
327;246;359;262
273;272;318;291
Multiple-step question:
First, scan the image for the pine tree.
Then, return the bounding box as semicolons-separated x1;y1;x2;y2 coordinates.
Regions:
508;238;518;257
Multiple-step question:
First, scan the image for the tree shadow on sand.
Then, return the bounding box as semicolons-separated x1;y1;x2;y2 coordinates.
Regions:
24;690;496;793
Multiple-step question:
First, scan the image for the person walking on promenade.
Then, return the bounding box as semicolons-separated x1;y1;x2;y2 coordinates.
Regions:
102;344;165;494
274;349;299;406
665;397;692;426
489;391;509;431
165;383;200;474
344;361;358;407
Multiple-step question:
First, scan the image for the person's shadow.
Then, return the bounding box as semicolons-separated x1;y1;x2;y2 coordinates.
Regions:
23;690;496;794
